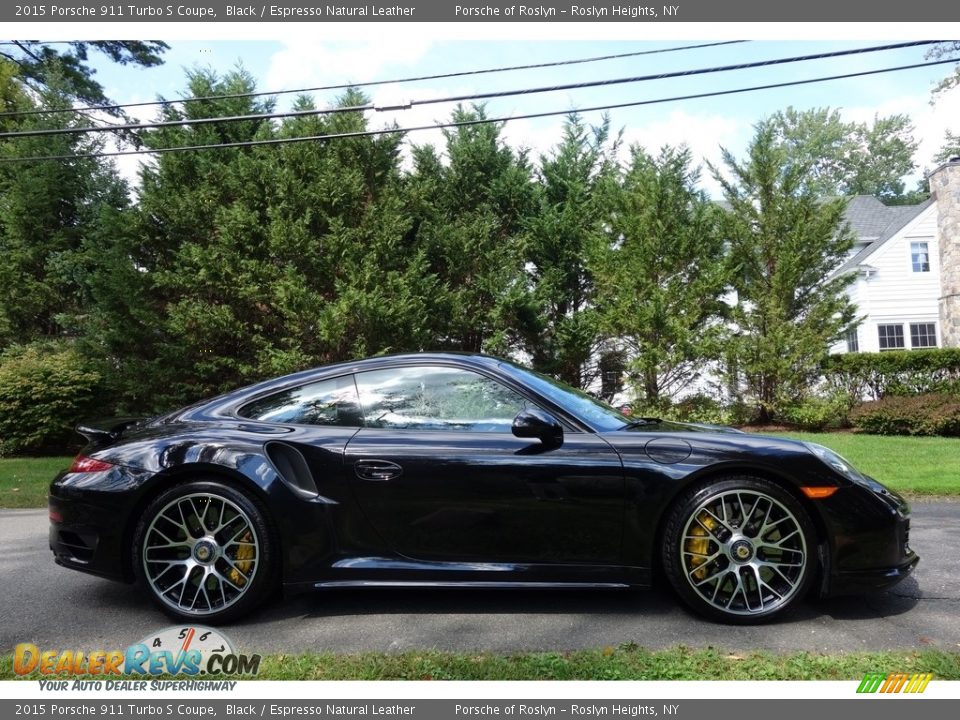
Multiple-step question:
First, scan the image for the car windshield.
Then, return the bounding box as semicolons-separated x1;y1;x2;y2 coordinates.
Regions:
497;360;630;431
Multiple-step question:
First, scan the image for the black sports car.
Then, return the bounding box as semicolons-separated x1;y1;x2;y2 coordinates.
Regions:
49;353;918;624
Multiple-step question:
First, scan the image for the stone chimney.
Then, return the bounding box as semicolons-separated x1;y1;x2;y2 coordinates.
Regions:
933;157;960;347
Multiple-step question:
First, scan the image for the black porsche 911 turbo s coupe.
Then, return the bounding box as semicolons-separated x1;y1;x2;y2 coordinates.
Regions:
49;352;918;624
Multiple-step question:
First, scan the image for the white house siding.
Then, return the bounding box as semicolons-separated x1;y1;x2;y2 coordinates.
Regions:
839;204;940;353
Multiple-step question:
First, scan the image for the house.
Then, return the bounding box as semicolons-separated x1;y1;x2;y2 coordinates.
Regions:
831;158;960;353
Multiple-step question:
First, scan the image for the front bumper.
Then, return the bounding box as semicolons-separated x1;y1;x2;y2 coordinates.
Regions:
829;553;919;595
821;479;919;596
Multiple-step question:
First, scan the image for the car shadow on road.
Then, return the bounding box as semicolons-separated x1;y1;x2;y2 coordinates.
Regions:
805;576;921;620
255;586;677;622
237;579;920;627
60;572;920;629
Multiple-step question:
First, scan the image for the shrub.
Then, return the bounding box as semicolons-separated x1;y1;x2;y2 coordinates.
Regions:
823;348;960;401
780;395;849;431
0;343;102;456
668;394;737;426
849;393;960;436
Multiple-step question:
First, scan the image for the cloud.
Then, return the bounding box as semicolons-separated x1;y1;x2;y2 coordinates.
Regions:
264;39;434;100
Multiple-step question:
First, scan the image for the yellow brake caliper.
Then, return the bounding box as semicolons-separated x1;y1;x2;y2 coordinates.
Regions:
685;512;717;581
229;531;255;587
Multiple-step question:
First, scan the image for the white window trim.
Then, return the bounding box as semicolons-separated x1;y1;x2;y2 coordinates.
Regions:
909;240;931;273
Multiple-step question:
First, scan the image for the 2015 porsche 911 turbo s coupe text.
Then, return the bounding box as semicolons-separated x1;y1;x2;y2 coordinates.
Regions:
49;353;918;624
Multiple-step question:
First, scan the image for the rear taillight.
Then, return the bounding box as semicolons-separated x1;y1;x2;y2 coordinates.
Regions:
67;455;114;473
49;509;63;523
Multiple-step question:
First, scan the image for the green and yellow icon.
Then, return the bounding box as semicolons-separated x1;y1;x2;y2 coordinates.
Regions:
857;672;933;694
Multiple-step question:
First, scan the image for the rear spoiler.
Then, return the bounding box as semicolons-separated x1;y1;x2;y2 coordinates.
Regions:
75;417;145;444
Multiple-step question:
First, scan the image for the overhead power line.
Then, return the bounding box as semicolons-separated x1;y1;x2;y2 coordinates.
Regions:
3;57;953;165
0;40;749;121
0;40;942;141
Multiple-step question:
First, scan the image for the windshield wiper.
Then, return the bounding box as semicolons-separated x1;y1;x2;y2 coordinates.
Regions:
621;417;662;429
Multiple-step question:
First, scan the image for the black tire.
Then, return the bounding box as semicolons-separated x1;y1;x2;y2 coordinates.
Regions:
661;476;817;624
132;480;278;624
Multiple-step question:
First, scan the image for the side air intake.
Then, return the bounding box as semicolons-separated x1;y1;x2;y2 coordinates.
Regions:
264;442;319;498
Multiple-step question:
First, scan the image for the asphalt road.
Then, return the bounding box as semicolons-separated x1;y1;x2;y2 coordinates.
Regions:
2;502;958;655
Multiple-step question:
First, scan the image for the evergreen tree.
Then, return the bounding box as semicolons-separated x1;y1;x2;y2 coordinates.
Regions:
81;72;436;411
407;105;536;354
711;122;858;422
517;114;618;389
935;130;960;163
0;61;133;347
593;145;727;406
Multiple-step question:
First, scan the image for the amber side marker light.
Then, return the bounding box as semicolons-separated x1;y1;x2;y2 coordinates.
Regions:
800;486;839;499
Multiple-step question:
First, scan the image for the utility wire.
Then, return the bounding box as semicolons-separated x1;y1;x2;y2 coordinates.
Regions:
0;40;748;120
0;40;942;140
3;57;953;164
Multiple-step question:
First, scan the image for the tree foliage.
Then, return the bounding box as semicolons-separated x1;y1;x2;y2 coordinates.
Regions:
517;114;618;389
935;130;960;164
0;61;132;347
712;122;858;421
593;145;728;406
926;42;960;102
407;105;535;355
0;58;940;449
769;106;918;201
0;41;167;114
80;71;439;411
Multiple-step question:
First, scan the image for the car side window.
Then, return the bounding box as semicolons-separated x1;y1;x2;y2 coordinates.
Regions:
238;375;363;427
355;366;528;432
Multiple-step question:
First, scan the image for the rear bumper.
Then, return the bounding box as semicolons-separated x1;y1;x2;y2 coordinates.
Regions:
48;469;144;583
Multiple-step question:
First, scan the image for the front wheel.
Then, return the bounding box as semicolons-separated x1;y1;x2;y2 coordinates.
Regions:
132;480;278;623
661;477;817;624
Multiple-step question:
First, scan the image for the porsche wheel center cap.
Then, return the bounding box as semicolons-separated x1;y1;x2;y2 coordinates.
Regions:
194;540;217;564
730;539;754;563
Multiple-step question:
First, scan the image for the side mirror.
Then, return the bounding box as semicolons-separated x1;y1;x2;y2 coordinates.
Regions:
512;407;563;448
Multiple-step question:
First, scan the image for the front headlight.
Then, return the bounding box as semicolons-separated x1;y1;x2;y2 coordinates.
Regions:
803;441;892;494
802;442;863;482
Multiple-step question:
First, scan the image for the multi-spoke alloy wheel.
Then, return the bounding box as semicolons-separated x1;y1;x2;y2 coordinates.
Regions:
663;477;816;624
134;482;276;622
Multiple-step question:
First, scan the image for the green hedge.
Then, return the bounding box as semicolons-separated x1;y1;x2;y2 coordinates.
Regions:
0;343;102;456
849;393;960;436
823;348;960;401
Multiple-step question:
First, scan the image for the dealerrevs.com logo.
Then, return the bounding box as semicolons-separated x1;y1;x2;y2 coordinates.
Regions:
14;626;260;681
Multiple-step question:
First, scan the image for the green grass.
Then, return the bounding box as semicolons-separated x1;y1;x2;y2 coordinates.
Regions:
2;646;958;681
0;457;71;509
768;432;960;496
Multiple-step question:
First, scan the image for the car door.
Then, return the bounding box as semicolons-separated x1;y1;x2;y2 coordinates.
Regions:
344;364;626;565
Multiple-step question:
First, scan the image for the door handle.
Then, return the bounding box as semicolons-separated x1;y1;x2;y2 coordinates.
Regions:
354;459;403;481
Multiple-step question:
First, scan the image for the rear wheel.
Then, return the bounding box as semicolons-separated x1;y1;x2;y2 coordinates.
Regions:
132;480;277;623
662;477;816;624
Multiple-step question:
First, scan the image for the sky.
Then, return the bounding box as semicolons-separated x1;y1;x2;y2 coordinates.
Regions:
48;35;960;197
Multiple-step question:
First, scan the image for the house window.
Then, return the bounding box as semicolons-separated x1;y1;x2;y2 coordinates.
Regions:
911;241;930;272
910;323;937;348
878;324;905;351
845;328;859;353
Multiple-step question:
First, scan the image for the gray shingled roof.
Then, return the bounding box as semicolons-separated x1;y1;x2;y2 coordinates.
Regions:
841;195;904;239
833;196;933;275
